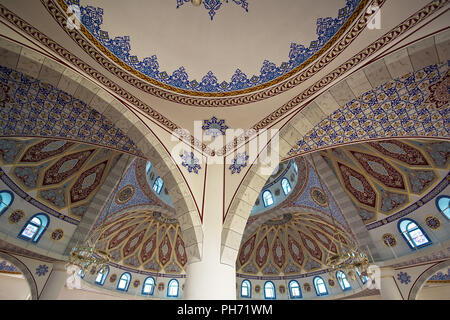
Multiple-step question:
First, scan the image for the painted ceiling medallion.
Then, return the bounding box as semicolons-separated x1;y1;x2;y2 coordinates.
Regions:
425;70;449;108
229;152;249;174
115;185;135;204
202;116;228;137
63;0;362;95
180;151;202;174
177;0;248;20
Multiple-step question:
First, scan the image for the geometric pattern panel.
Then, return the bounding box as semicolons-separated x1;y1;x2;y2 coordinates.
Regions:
237;212;356;277
320;138;447;225
289;62;450;157
0;65;142;157
0;137;120;221
89;209;187;275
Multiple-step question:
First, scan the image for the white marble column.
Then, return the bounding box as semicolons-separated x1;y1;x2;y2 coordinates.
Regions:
39;262;68;300
379;267;403;300
183;165;237;300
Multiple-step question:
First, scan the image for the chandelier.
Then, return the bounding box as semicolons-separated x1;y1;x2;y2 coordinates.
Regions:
309;154;375;282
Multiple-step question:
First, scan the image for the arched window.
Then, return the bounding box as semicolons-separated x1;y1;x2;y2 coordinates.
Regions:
262;190;274;207
436;195;449;220
288;280;302;299
398;218;431;249
18;213;49;243
142;277;155;295
281;178;292;195
264;281;276;300
167;279;179;297
356;268;368;285
152;177;164;194
146;161;152;174
336;271;351;291
117;272;131;291
78;269;85;279
0;190;13;216
313;276;328;296
95;266;109;285
293;161;298;174
241;280;251;298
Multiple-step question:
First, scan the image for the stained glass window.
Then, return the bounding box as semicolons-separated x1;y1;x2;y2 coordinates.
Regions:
146;161;152;174
293;161;298;174
142;277;155;295
117;272;131;291
313;276;328;296
437;196;449;219
289;280;302;299
0;190;13;215
18;214;48;243
281;178;292;195
152;177;164;194
398;219;431;249
356;268;368;285
95;266;109;285
262;190;274;207
167;279;179;297
336;271;351;291
264;281;276;299
241;280;251;298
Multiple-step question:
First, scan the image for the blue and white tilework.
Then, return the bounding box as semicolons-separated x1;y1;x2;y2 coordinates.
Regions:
229;152;249;174
289;62;450;156
180;151;202;174
202;116;228;137
176;0;248;21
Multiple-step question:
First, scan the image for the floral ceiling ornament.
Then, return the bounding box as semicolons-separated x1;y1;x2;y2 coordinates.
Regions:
229;152;249;174
180;150;202;174
177;0;249;20
36;264;49;277
202;116;229;138
397;271;411;285
425;70;449;108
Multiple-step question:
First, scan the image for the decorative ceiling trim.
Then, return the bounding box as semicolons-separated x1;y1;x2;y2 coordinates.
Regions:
61;0;362;95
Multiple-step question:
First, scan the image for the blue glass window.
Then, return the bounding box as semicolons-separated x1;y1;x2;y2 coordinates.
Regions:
142;277;155;295
293;161;298;174
117;272;131;291
0;190;13;216
167;279;179;297
264;281;276;300
241;280;251;298
262;190;274;207
146;161;152;174
18;214;49;243
288;280;302;299
152;177;164;194
281;178;292;195
95;266;109;285
313;276;328;296
437;196;449;220
398;218;431;249
356;268;368;285
336;271;351;291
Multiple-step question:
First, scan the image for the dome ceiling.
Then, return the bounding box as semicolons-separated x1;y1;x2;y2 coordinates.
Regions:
0;137;121;222
320;139;450;225
63;0;364;96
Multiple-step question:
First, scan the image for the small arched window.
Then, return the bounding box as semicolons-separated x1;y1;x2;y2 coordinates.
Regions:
146;161;152;174
18;213;49;243
0;190;13;216
142;277;155;295
398;218;431;249
356;268;368;285
262;190;274;207
436;195;449;220
288;280;302;299
95;266;109;285
293;161;298;174
336;271;351;291
281;178;292;195
264;281;276;300
117;272;131;291
167;279;179;297
78;269;85;279
152;177;164;194
241;280;251;298
313;276;328;296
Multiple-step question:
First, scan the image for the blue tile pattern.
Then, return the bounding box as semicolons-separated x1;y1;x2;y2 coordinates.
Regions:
65;0;361;93
202;116;228;137
0;65;142;157
180;151;202;174
289;62;450;156
229;151;249;174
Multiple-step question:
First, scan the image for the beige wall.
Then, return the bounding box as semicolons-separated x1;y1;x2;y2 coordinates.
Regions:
0;273;31;300
416;283;450;300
